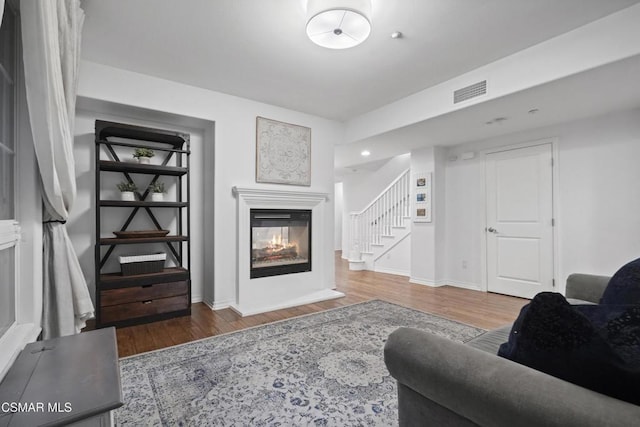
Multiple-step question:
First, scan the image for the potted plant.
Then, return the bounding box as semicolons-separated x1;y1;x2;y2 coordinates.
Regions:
133;147;154;164
117;181;137;201
149;181;165;201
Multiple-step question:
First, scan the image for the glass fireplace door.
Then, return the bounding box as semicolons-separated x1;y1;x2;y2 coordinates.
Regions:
250;209;311;278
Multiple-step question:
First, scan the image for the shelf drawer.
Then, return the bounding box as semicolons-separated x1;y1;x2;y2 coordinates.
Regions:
101;281;188;307
101;294;189;324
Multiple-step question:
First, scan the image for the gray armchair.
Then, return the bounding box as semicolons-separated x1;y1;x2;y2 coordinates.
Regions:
384;274;640;427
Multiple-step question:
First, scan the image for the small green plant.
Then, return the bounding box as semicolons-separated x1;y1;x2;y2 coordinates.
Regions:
133;147;155;158
116;181;137;192
148;181;165;193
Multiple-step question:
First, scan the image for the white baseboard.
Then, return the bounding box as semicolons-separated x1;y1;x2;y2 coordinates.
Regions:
374;266;410;277
409;277;445;287
202;299;234;311
230;289;345;317
409;277;483;291
447;280;483;291
191;294;203;304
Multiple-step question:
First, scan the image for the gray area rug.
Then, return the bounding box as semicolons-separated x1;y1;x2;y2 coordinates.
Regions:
116;300;484;426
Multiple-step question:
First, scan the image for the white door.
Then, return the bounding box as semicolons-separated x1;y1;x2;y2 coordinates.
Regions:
485;143;554;299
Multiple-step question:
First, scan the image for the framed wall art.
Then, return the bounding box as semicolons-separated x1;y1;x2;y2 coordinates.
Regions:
413;172;432;222
256;116;311;186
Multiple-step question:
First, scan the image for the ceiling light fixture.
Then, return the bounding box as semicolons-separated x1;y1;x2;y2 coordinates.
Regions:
306;0;372;49
361;150;371;156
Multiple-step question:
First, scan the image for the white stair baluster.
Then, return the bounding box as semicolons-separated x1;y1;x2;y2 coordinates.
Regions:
347;169;410;270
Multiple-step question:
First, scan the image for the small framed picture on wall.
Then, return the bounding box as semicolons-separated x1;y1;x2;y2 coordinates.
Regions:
413;172;432;222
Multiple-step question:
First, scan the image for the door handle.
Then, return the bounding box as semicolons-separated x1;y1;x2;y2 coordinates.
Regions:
487;227;498;233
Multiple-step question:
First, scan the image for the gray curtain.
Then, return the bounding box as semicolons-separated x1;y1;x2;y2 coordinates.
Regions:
21;0;94;338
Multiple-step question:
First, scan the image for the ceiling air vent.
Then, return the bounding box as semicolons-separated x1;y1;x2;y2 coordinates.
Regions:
453;80;487;104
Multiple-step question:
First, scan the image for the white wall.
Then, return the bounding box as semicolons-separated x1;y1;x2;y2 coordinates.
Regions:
75;61;342;309
445;108;640;293
334;182;343;251
374;235;411;277
443;155;484;289
433;147;447;283
409;146;449;286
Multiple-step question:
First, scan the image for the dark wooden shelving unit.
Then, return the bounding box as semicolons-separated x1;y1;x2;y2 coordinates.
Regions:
94;120;191;328
99;200;188;208
99;236;189;245
99;267;189;289
99;160;187;176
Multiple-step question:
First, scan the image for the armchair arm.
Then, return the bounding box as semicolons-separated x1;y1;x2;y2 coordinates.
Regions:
384;327;639;427
565;273;610;303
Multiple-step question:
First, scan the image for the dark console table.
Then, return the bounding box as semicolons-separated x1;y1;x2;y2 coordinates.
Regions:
0;328;123;426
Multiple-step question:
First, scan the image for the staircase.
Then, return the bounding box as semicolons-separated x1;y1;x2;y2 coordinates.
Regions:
348;169;411;272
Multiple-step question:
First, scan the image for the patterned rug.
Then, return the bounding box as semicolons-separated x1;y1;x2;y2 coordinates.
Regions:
116;300;484;426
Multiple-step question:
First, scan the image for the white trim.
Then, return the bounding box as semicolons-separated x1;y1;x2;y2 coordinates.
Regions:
446;280;483;292
229;289;344;317
232;187;329;202
204;298;233;311
480;138;558;295
409;277;445;287
373;266;410;277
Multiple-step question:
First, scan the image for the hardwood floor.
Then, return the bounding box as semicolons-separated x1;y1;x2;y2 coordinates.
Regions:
113;252;529;357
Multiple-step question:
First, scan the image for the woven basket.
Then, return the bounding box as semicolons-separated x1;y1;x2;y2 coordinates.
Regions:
119;253;166;276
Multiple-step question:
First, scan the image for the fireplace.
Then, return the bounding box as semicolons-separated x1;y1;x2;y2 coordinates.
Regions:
250;209;312;279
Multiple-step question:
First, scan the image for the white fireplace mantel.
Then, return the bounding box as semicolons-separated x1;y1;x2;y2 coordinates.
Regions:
232;187;330;203
231;186;343;316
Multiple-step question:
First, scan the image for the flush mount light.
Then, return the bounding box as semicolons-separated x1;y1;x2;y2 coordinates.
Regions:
361;150;371;156
306;0;372;49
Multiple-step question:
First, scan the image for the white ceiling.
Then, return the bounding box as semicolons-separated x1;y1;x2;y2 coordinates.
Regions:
335;54;640;176
81;0;640;122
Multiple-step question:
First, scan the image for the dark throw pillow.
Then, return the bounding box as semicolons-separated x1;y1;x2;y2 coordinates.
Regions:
498;292;640;405
600;257;640;305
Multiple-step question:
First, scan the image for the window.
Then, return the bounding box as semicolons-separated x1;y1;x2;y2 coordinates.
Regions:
0;1;18;340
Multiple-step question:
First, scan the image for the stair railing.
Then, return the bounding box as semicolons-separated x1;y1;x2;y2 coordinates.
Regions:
349;169;410;257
